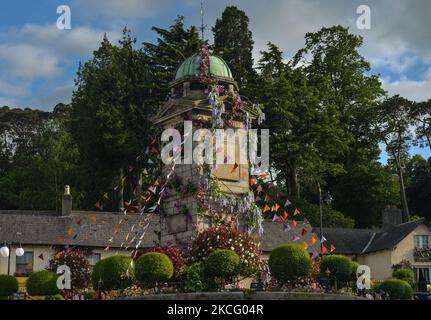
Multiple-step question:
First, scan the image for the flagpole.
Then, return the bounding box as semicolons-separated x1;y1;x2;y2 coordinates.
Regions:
318;182;323;254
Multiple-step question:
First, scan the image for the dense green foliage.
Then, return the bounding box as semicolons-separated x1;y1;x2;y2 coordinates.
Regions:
182;263;207;292
27;271;59;296
392;268;415;287
320;255;355;282
213;6;255;93
204;250;241;279
379;278;413;300
0;275;18;296
268;244;311;284
92;256;134;290
135;253;174;285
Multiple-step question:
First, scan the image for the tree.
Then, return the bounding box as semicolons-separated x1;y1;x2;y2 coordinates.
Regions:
70;29;155;210
330;161;400;228
411;99;431;152
405;155;431;220
213;6;256;93
375;95;415;222
143;16;202;104
0;104;78;210
257;42;347;198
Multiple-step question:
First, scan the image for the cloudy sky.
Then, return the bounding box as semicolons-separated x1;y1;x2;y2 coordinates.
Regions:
1;0;430;159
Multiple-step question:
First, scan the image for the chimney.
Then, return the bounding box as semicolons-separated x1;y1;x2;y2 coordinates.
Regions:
62;185;72;216
382;207;402;230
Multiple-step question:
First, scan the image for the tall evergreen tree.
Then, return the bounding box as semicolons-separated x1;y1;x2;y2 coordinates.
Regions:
143;16;202;104
70;29;155;210
213;6;256;93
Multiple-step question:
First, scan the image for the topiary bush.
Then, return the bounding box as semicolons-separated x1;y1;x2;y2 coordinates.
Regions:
268;244;311;284
0;275;18;297
92;256;134;290
320;255;354;282
392;268;415;287
135;252;174;285
191;226;261;277
27;271;59;296
48;249;91;289
204;250;241;279
136;245;186;278
380;278;413;300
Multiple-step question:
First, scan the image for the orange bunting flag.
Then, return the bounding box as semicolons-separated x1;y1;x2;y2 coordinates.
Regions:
311;236;317;245
241;170;247;180
263;205;271;213
293;220;298;227
322;245;328;253
103;192;109;200
283;211;289;219
303;242;309;249
89;215;97;223
293;209;300;216
330;245;336;253
230;163;239;173
154;179;160;186
95;201;102;210
274;204;280;212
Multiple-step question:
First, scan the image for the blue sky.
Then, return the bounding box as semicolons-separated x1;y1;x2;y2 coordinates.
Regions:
0;0;430;161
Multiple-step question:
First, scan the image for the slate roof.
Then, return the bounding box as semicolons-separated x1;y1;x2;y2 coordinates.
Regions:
312;219;428;255
0;211;158;249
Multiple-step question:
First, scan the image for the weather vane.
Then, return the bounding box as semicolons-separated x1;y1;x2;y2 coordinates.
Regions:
200;0;207;41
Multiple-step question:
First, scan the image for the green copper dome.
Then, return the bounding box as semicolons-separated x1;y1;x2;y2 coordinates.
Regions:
175;53;233;81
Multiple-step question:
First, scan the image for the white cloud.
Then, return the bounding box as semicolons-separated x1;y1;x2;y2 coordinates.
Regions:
382;70;431;102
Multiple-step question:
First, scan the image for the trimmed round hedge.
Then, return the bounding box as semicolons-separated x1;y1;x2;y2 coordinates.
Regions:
392;268;415;287
135;252;174;285
92;256;134;290
0;275;18;296
268;244;311;284
205;250;240;278
27;271;59;296
380;278;413;300
320;255;354;282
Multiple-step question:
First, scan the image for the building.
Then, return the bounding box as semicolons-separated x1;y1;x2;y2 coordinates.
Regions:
312;209;431;288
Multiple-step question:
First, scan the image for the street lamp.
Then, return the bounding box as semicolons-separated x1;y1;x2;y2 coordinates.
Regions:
0;243;25;275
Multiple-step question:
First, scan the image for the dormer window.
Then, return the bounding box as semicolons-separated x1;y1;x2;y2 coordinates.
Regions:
415;235;429;249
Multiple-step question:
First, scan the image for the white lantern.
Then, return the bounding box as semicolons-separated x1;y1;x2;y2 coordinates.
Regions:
0;246;9;257
15;247;25;257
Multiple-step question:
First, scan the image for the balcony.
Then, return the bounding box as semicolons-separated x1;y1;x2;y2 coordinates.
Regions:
414;247;431;262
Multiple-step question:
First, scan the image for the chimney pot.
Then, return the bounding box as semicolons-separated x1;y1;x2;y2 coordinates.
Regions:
62;185;72;216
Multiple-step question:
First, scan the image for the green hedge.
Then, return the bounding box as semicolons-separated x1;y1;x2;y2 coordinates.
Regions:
0;275;18;296
135;252;174;285
182;263;206;292
380;278;413;300
320;255;354;282
92;256;134;290
392;268;415;287
205;250;240;278
27;271;59;296
45;294;65;300
268;244;311;284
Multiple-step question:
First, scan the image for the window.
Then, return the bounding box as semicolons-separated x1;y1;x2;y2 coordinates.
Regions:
88;253;101;266
414;235;429;249
16;252;33;274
